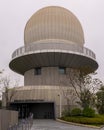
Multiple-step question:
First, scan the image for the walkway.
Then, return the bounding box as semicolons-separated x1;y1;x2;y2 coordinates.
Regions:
31;119;104;130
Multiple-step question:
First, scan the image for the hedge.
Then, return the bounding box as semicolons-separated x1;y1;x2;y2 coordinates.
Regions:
61;115;104;125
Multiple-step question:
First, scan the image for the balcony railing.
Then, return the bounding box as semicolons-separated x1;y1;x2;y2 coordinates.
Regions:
12;42;96;60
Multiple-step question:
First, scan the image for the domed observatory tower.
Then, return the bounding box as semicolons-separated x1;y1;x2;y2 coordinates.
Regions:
9;6;98;119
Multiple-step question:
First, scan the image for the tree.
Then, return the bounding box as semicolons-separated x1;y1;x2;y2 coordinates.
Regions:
62;88;77;109
70;69;102;108
0;100;2;107
60;68;102;109
96;86;104;114
70;70;102;108
0;70;4;98
0;71;19;108
1;76;19;108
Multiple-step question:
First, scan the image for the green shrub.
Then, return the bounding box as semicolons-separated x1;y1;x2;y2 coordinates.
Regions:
71;108;82;116
82;107;95;117
61;115;104;125
62;110;70;117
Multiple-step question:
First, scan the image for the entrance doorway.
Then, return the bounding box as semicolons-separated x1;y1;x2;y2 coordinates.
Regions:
30;103;55;119
10;101;55;119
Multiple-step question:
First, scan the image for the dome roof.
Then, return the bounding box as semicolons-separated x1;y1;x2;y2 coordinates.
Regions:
24;6;85;46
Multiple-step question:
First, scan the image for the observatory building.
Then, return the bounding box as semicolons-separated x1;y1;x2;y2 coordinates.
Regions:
8;6;98;119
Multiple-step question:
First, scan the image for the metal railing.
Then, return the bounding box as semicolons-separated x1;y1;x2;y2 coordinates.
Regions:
8;118;33;130
12;42;96;60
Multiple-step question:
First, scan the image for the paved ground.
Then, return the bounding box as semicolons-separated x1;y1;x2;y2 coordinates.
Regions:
30;119;104;130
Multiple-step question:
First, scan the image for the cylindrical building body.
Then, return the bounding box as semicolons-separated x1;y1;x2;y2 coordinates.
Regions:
8;6;98;119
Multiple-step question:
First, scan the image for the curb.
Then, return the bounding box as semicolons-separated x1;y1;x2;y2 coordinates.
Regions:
56;119;103;129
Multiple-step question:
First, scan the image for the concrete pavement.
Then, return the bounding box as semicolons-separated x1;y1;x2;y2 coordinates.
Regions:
30;119;103;130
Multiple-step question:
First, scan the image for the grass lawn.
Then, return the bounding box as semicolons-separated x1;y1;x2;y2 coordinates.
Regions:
61;115;104;126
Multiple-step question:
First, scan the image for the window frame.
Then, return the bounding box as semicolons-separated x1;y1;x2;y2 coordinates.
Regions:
35;67;41;75
59;67;66;74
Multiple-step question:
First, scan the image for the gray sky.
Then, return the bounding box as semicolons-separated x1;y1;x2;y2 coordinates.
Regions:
0;0;104;85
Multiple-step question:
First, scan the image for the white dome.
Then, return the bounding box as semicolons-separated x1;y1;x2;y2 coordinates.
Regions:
24;6;85;46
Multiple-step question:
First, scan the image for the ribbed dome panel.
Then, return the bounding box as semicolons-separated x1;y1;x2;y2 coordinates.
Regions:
24;6;84;46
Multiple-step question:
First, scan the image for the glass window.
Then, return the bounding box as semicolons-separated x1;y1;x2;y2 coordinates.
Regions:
59;67;66;74
35;67;41;75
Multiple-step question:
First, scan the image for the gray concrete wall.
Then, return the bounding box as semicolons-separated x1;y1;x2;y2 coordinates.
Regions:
10;85;78;118
2;67;79;118
0;109;18;130
24;67;72;86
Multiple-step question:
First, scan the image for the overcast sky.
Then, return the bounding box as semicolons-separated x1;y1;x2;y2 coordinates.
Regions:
0;0;104;85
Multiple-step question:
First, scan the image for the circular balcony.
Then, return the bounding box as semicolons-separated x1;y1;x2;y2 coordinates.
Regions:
9;42;98;75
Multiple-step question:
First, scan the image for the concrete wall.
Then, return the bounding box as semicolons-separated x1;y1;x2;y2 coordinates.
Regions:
10;85;78;118
0;109;18;130
24;67;73;86
2;67;79;118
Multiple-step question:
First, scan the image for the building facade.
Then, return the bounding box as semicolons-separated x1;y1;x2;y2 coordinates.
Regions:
8;6;98;119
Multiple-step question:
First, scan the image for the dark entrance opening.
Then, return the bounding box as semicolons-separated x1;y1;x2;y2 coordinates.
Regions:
30;103;55;119
10;101;55;119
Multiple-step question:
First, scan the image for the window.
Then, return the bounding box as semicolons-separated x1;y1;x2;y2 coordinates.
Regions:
35;67;41;75
59;67;66;74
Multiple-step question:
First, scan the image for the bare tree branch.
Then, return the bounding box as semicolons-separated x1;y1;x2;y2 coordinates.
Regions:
59;67;102;109
0;73;19;108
